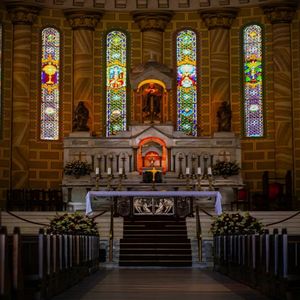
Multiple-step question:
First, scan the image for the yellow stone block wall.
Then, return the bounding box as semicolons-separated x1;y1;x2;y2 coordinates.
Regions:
0;6;299;206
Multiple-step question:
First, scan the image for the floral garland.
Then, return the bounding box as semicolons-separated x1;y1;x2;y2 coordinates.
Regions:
210;212;264;235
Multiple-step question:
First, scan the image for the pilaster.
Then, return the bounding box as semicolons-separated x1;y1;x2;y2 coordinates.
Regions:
6;3;40;188
200;8;238;135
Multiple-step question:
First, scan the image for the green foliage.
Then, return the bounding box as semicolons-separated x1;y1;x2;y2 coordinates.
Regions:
212;160;240;177
47;212;99;236
64;160;92;177
210;212;264;235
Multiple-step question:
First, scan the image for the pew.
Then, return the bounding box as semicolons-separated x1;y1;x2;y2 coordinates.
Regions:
0;226;100;299
213;229;300;300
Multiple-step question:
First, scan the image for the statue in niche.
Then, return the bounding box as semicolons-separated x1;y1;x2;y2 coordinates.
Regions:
72;101;90;131
217;101;232;132
142;82;162;123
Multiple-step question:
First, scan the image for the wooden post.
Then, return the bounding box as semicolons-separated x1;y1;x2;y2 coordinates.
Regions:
13;227;23;299
0;226;8;297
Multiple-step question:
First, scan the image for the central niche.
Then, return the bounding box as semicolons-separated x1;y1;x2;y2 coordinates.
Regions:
137;137;168;173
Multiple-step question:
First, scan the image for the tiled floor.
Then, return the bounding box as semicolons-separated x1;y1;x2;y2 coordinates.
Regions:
53;268;270;300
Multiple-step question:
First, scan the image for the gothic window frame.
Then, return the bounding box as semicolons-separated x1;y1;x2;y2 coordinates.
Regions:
104;28;130;137
39;25;62;141
174;28;200;137
241;22;265;138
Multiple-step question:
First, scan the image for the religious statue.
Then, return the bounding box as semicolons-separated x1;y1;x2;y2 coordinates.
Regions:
217;101;232;132
72;101;90;131
142;82;162;122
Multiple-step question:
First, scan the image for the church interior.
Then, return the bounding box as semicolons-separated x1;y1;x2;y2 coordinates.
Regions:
0;0;300;299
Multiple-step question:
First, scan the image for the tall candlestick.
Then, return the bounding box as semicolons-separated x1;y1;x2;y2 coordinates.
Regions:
208;167;212;175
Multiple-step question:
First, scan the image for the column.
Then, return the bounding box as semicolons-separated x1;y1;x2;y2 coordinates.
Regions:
200;8;238;134
132;11;173;63
262;2;296;175
65;10;103;132
7;4;40;187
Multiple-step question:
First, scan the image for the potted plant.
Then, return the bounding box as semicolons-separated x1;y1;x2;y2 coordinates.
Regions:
210;212;264;236
212;160;240;178
64;160;92;178
47;212;99;236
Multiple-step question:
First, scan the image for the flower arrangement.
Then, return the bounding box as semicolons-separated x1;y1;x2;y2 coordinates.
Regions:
47;212;99;236
212;160;240;177
64;160;92;177
210;212;264;235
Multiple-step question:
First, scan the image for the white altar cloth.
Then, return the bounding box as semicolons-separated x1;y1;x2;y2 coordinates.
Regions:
85;190;222;216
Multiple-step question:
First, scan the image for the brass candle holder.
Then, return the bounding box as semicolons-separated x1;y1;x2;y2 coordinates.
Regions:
197;174;203;191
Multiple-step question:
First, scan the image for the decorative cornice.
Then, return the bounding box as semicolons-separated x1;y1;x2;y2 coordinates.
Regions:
64;9;104;30
199;7;239;30
6;4;41;25
132;11;174;32
261;2;297;24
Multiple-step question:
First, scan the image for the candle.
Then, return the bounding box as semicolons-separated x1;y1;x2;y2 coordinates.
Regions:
208;167;212;175
186;167;190;175
107;167;111;175
197;167;202;175
95;167;99;175
119;167;123;175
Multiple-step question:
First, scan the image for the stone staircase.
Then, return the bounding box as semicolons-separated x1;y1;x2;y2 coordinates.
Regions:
119;215;192;267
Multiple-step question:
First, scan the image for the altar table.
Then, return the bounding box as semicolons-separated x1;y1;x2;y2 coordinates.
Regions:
85;190;222;216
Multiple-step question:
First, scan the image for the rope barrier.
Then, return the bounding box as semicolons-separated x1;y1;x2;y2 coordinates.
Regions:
5;210;50;227
265;211;300;227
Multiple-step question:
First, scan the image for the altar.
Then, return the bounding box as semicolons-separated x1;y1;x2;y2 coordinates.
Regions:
85;190;223;217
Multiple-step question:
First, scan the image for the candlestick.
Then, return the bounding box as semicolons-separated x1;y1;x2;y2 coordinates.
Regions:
197;167;202;175
207;167;212;175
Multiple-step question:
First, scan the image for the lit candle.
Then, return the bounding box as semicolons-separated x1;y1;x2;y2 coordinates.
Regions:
208;167;212;175
186;167;190;175
95;167;99;175
107;167;111;175
197;167;202;175
119;167;123;175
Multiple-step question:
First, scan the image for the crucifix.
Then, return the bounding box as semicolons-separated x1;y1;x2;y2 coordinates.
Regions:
72;151;86;161
219;151;230;162
149;167;160;190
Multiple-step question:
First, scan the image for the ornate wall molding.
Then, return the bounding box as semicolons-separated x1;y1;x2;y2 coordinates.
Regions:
261;2;297;24
199;8;239;30
64;9;103;30
132;11;174;32
6;4;41;25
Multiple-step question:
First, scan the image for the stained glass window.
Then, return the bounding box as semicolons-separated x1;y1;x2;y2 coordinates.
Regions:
106;31;127;136
176;29;197;136
243;24;264;137
40;27;60;140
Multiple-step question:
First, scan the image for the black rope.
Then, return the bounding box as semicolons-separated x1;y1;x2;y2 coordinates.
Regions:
89;210;108;219
198;208;214;217
265;211;300;227
5;210;49;227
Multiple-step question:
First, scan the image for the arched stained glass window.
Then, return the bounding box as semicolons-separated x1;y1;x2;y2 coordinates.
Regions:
106;31;127;136
176;29;197;136
243;24;264;137
40;27;60;140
